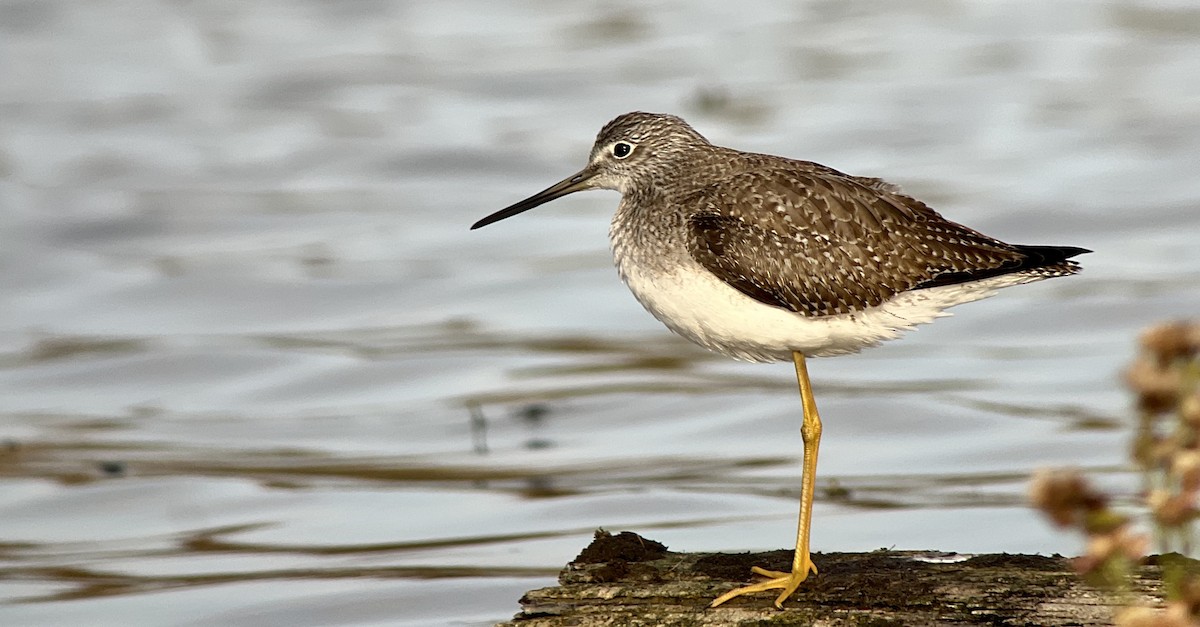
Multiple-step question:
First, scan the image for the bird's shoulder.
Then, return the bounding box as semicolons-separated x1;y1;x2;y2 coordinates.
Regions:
681;155;936;235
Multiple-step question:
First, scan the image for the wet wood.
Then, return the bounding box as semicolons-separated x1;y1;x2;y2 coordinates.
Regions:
498;530;1178;627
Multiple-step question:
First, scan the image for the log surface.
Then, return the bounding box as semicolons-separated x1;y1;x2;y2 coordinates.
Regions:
499;530;1174;626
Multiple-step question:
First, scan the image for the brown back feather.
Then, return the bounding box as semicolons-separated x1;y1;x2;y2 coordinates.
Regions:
684;166;1076;317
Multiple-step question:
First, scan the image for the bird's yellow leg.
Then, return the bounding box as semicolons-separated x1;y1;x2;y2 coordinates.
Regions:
710;351;822;609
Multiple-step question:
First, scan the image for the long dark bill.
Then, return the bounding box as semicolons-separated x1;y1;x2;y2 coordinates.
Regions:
470;167;596;230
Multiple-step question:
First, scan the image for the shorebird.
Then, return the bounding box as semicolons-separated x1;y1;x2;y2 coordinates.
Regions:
470;112;1088;609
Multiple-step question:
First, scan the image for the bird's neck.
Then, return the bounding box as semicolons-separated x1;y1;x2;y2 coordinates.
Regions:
609;183;689;273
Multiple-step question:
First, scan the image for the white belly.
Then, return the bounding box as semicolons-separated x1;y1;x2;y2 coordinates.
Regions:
616;256;1044;363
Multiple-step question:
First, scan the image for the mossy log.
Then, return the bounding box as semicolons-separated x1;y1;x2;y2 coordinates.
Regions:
498;530;1181;626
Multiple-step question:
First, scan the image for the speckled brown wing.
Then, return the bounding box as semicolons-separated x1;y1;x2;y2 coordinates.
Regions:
684;167;1041;317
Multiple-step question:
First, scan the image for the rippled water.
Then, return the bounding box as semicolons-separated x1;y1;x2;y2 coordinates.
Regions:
2;1;1199;625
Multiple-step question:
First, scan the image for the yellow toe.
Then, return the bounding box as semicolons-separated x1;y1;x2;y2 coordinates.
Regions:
709;557;818;609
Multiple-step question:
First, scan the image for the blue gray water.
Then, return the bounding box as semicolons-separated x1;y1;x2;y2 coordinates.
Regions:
2;1;1199;625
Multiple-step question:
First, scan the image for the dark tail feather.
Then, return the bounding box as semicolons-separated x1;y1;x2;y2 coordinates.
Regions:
916;244;1091;289
1012;245;1092;265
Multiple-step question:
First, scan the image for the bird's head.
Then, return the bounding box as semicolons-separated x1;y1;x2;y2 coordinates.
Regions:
471;112;710;230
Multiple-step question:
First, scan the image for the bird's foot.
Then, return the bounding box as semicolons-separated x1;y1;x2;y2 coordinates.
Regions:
709;557;818;609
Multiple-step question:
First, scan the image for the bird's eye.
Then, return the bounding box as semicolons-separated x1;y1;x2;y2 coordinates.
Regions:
612;142;633;159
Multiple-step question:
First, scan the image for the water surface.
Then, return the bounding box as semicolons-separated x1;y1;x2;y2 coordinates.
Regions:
2;1;1199;625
